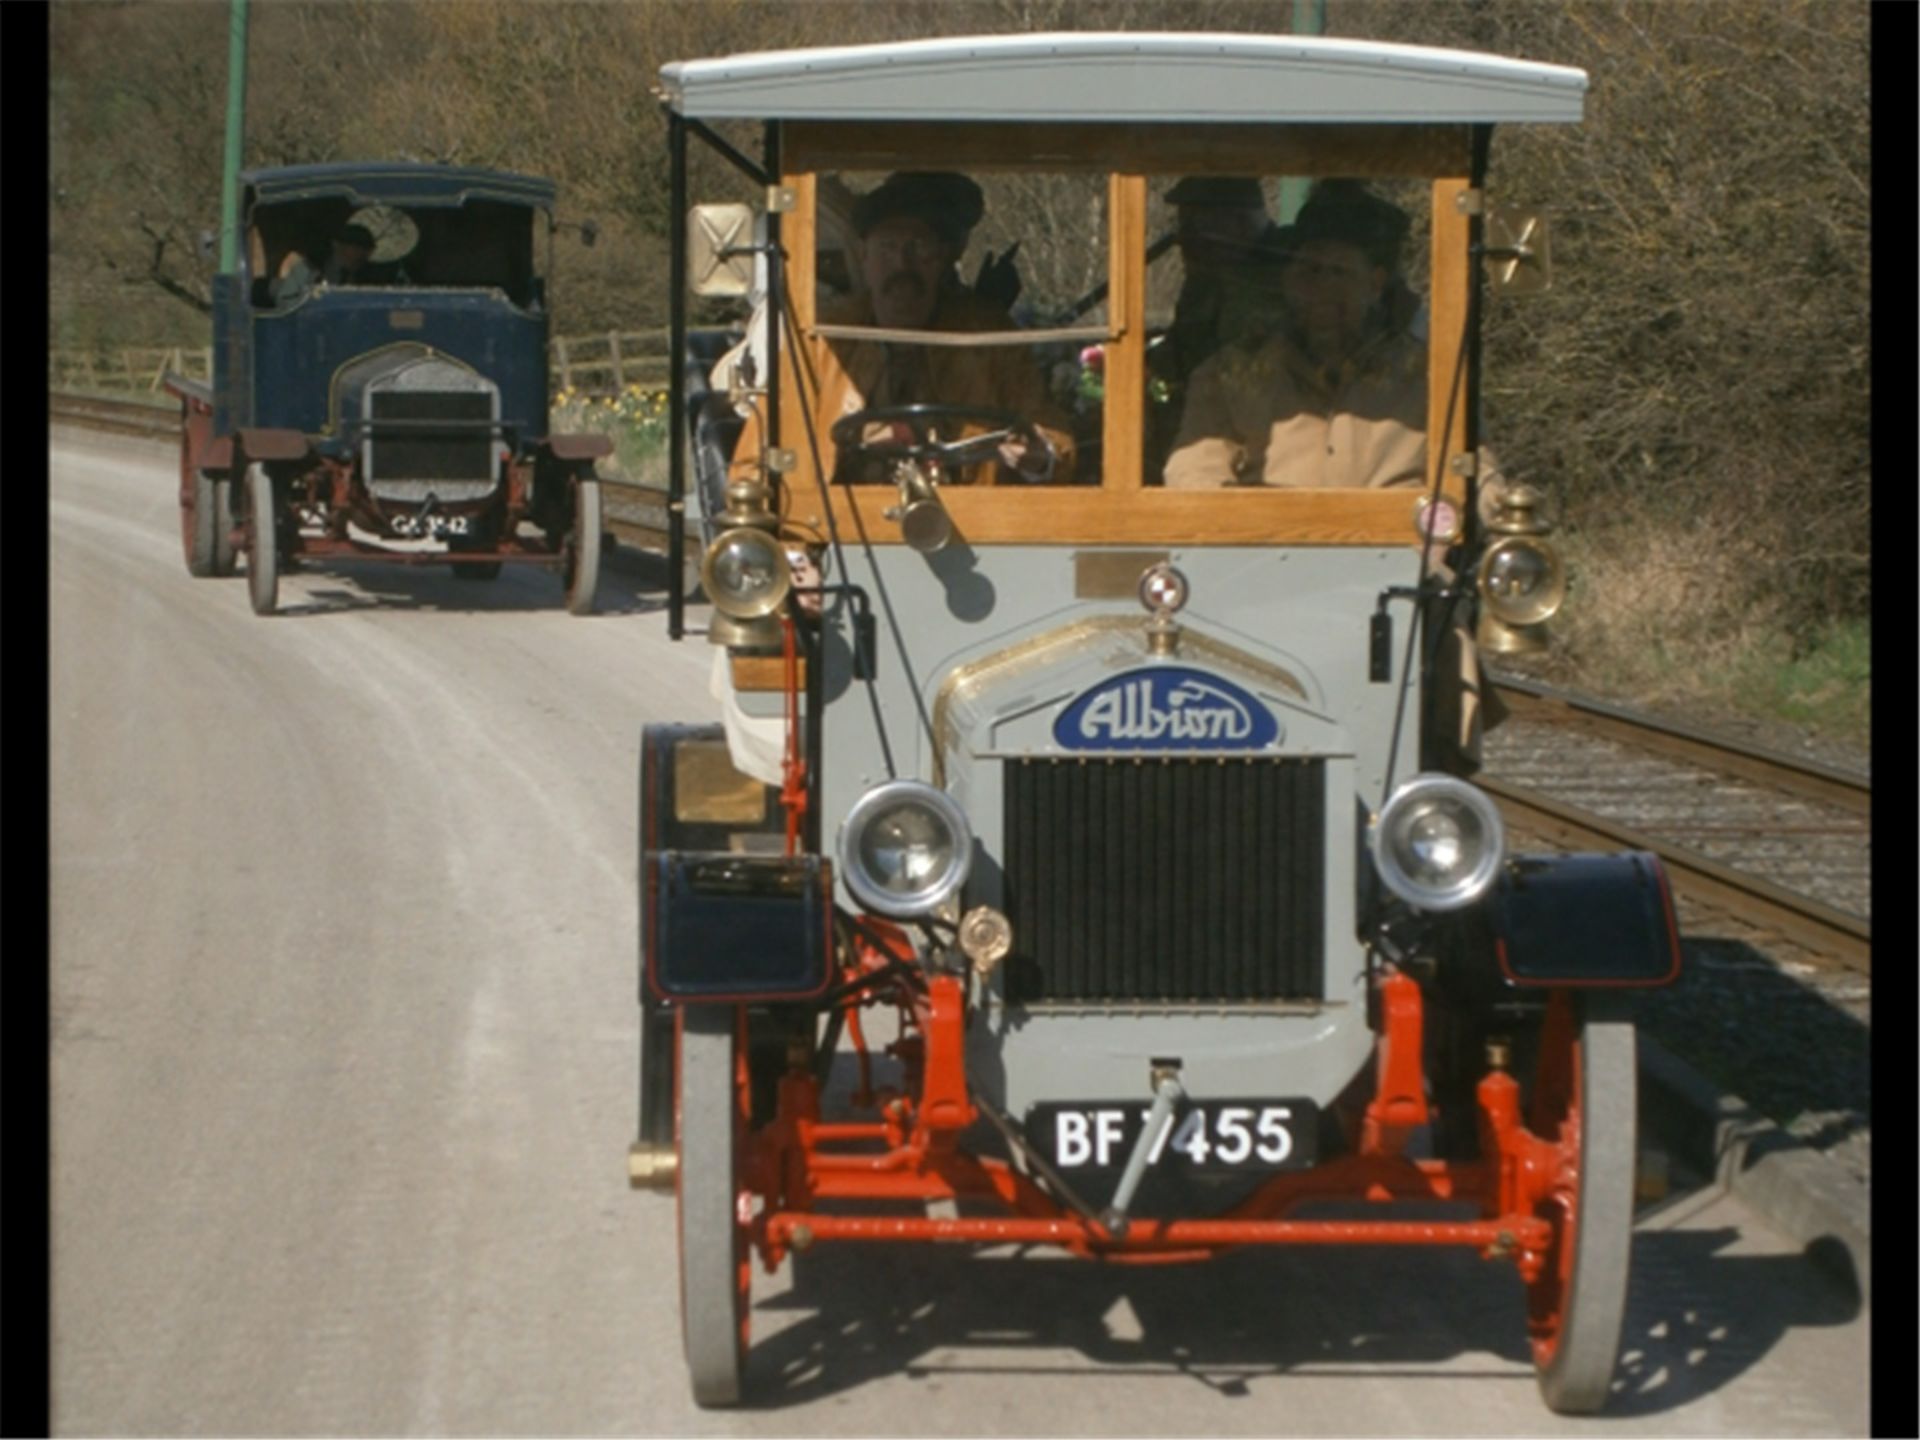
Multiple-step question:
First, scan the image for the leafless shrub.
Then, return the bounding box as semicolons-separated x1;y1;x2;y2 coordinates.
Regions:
50;0;1870;651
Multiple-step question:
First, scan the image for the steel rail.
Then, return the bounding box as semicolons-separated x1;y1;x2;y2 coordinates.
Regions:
1491;673;1870;816
51;391;178;440
1480;776;1871;975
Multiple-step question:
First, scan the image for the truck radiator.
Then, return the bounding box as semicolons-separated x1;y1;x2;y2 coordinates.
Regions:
1001;757;1325;1003
366;389;497;502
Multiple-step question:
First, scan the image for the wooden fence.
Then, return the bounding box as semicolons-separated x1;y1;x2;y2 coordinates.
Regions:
48;331;674;400
550;330;674;396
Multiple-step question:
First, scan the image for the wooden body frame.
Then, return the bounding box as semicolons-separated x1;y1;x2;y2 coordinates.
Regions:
770;122;1475;547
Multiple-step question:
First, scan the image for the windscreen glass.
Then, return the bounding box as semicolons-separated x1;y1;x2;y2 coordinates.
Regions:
1142;172;1436;491
818;168;1110;487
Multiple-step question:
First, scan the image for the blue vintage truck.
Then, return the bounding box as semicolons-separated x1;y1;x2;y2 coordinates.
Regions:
167;162;607;614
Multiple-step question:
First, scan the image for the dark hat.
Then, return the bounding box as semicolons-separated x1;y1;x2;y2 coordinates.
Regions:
1290;179;1409;269
851;172;985;245
1218;227;1299;294
1166;175;1267;210
333;222;376;250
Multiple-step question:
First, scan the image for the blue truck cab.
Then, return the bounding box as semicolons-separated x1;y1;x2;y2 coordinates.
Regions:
172;161;608;615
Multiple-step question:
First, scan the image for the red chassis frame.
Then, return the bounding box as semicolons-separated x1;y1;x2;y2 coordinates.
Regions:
246;452;578;567
700;928;1596;1366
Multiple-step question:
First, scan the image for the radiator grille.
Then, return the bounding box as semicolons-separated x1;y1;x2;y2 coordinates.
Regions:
1001;757;1325;1003
368;390;495;483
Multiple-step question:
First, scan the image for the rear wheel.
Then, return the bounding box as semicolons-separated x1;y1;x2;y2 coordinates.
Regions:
183;470;223;577
178;410;218;577
677;1005;749;1407
245;463;279;616
1527;993;1637;1414
210;477;237;576
563;477;602;615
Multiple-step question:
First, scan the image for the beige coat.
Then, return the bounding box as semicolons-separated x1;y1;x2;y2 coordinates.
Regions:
1159;321;1503;771
731;286;1075;486
1162;326;1427;490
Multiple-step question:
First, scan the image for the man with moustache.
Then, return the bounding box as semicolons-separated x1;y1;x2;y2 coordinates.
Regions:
813;171;1074;484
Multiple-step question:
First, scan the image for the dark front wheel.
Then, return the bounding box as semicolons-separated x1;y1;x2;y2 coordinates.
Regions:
1527;994;1637;1414
677;1005;749;1407
563;477;602;615
245;463;279;616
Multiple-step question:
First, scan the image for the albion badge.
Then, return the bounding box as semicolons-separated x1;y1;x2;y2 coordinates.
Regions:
1053;666;1281;750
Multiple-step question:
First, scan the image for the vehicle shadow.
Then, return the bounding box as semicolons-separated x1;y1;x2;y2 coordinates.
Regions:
744;1205;1860;1414
1642;936;1869;1153
256;543;686;618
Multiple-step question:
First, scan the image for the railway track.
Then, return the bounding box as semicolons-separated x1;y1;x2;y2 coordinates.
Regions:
51;390;179;440
1483;674;1870;974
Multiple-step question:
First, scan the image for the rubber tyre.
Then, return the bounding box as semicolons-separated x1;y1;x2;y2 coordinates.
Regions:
246;463;279;616
1530;995;1637;1414
183;469;218;577
677;1006;748;1407
210;477;238;577
563;477;602;615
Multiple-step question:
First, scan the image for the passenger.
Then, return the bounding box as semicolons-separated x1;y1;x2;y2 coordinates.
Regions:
1165;179;1503;771
271;221;376;305
1164;179;1422;490
814;170;1073;483
1154;175;1286;387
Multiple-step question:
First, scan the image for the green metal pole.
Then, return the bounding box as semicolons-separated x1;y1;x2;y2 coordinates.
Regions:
1276;0;1326;224
217;0;248;273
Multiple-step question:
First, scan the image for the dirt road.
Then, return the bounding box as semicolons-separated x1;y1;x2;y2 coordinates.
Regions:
49;432;1870;1436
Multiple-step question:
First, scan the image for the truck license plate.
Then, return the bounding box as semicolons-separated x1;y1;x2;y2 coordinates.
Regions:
1026;1099;1318;1174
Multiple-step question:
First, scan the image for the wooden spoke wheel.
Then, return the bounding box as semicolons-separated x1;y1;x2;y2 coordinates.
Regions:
1525;993;1637;1414
245;463;279;616
177;410;211;576
562;477;602;615
676;1005;751;1407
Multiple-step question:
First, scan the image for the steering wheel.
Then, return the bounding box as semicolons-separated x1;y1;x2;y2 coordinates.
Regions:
829;402;1053;478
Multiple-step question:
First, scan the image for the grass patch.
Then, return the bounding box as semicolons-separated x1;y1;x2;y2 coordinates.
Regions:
549;385;669;487
1711;619;1870;744
1532;515;1869;753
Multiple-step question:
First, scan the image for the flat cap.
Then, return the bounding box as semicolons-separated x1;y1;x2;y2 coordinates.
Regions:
1290;179;1410;268
851;171;985;245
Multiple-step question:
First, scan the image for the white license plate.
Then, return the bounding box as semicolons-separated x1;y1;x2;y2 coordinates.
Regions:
390;513;472;538
1026;1099;1318;1174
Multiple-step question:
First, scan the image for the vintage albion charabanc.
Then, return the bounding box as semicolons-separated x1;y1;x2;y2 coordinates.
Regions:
166;162;607;615
631;32;1682;1413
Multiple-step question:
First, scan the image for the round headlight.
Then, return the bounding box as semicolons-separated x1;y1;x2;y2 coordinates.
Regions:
1478;536;1566;626
838;780;973;918
1370;774;1505;912
701;527;791;619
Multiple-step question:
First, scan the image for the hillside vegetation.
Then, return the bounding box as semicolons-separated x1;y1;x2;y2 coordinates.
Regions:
48;0;1871;748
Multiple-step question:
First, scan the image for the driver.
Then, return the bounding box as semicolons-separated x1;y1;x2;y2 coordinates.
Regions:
816;171;1075;484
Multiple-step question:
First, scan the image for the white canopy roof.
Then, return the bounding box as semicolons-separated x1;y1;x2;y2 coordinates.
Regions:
659;32;1586;125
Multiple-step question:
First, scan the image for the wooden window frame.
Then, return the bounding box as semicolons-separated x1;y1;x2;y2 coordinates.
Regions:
775;122;1472;547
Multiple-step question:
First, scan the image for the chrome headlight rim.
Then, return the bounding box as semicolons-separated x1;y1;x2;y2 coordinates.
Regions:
1370;773;1506;913
1476;534;1567;627
701;526;792;620
837;780;973;919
